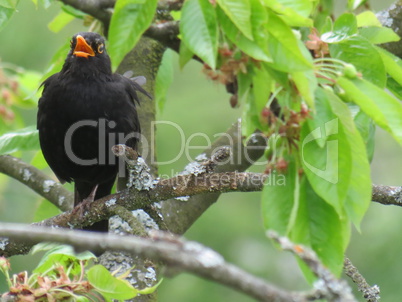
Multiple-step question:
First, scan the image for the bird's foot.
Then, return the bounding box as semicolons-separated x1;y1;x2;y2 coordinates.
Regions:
72;184;99;219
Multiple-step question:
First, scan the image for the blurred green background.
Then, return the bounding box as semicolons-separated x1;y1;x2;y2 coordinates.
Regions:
0;1;402;301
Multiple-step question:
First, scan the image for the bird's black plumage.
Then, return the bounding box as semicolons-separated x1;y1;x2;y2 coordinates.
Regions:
37;32;149;232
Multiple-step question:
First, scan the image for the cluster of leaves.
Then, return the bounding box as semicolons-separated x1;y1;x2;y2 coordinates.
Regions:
0;244;159;301
147;0;402;279
2;0;402;285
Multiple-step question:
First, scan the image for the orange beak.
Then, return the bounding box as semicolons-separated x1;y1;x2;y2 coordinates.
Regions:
73;35;95;58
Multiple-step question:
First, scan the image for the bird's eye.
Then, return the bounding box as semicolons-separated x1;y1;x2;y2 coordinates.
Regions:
97;44;104;54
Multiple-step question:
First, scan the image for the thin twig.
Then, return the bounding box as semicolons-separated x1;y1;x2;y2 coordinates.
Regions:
344;257;381;302
267;230;357;302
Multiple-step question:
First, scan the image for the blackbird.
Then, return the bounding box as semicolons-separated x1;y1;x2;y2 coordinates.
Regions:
37;32;149;232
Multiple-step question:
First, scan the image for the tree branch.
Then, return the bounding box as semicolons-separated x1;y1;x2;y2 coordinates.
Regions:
0;223;334;302
371;184;402;206
0;155;73;211
59;0;113;26
344;257;381;302
268;231;357;302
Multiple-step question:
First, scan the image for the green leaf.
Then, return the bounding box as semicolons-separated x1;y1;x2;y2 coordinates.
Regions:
217;0;253;40
320;16;333;34
108;0;158;71
330;35;386;87
337;77;402;145
252;65;272;113
359;27;400;44
38;0;52;9
60;3;87;19
217;6;271;62
237;70;252;102
178;39;194;69
180;0;218;69
321;13;357;43
15;70;43;107
301;88;371;227
266;10;313;72
377;47;402;87
41;41;70;83
138;278;164;295
87;265;138;300
291;177;350;277
291;70;317;110
325;90;371;227
48;10;75;32
356;11;382;27
0;0;18;9
301;89;351;215
32;244;95;275
353;110;375;163
261;0;313;27
262;156;299;235
0;126;39;155
155;49;174;112
0;5;15;31
348;0;366;10
387;76;402;100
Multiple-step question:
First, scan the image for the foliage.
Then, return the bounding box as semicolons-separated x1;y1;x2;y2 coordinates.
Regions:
1;0;402;294
0;244;160;301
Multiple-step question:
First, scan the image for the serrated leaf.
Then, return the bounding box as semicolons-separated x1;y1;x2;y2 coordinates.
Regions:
266;10;312;72
348;0;366;10
291;177;350;277
262;156;299;235
155;49;174;112
291;70;317;110
330;35;386;87
33;244;95;275
337;76;402;145
108;0;158;71
262;0;313;27
217;6;271;61
252;65;272;113
359;26;400;44
41;41;70;83
321;13;357;43
138;278;164;295
356;11;382;27
377;47;402;87
301;90;350;215
325;90;371;227
180;0;218;69
87;265;138;300
48;10;75;32
217;0;253;40
0;126;39;155
178;39;194;69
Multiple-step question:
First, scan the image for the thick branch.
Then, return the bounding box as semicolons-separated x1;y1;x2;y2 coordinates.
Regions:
59;0;113;26
0;223;329;302
371;184;402;206
0;170;265;257
0;155;73;211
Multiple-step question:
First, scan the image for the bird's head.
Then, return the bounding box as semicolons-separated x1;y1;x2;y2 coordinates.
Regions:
63;32;111;76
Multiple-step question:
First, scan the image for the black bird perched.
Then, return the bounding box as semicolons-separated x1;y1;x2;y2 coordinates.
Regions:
37;32;149;232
